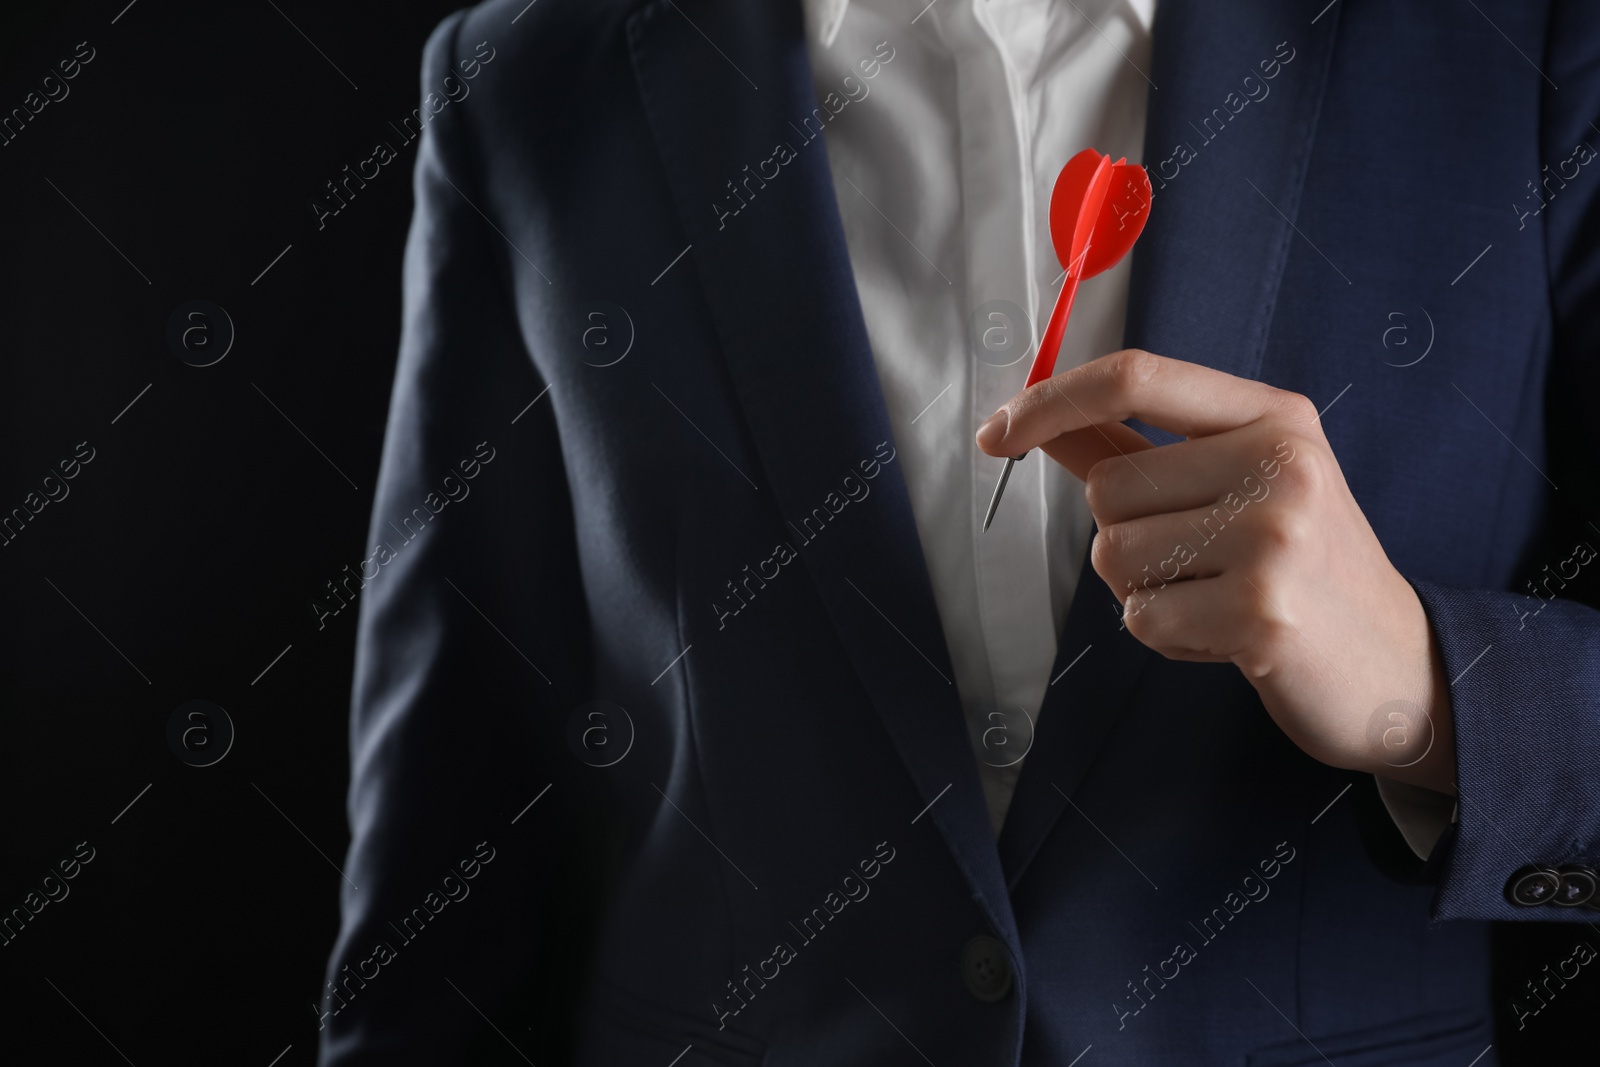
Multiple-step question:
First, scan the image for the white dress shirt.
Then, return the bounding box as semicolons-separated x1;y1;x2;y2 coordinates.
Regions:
801;0;1451;856
803;0;1154;833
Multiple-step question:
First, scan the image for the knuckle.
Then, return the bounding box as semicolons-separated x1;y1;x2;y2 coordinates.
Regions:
1275;442;1325;495
1107;348;1159;397
1123;599;1158;641
1083;459;1119;516
1013;383;1045;420
1090;525;1124;575
1018;375;1065;427
1255;508;1313;555
1274;390;1320;426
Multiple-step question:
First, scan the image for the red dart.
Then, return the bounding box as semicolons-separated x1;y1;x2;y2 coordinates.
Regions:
983;148;1153;532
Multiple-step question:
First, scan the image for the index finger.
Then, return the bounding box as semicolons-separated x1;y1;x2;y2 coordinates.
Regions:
975;349;1299;457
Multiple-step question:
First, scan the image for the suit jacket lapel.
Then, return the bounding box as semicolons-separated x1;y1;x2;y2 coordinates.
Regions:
627;0;1018;946
999;0;1345;888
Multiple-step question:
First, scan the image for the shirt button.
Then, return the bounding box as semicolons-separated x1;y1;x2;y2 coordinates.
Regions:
1554;866;1597;908
960;935;1014;1002
1506;866;1561;906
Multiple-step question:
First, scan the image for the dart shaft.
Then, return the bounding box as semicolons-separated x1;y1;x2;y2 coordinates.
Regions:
1025;271;1083;390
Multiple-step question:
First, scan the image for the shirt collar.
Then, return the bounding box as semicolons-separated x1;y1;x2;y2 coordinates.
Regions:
801;0;1157;49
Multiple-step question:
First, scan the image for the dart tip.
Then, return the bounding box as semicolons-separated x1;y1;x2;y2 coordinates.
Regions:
982;456;1019;533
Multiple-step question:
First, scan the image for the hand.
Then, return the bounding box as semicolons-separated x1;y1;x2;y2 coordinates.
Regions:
975;349;1456;795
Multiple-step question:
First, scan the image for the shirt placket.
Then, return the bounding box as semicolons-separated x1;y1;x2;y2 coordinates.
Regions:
953;0;1059;822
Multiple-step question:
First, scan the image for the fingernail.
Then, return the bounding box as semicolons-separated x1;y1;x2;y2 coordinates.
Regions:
976;409;1008;451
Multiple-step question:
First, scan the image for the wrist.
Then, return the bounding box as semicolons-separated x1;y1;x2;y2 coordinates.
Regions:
1356;585;1458;795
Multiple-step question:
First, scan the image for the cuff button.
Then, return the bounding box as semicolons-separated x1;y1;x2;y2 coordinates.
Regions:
1554;866;1597;908
1507;866;1561;906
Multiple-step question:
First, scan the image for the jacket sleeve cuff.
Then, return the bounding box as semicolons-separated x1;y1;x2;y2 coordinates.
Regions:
1410;576;1600;921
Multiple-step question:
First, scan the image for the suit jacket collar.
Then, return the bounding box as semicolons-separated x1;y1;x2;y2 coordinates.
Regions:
998;0;1345;886
627;0;1023;958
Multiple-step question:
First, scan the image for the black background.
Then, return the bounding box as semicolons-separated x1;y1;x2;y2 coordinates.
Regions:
0;2;1591;1063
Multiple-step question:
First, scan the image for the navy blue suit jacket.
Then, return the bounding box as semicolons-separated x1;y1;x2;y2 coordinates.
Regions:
320;1;1600;1063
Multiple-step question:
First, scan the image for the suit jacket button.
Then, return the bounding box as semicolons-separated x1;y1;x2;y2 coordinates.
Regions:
1554;866;1597;907
961;935;1014;1002
1506;866;1561;906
